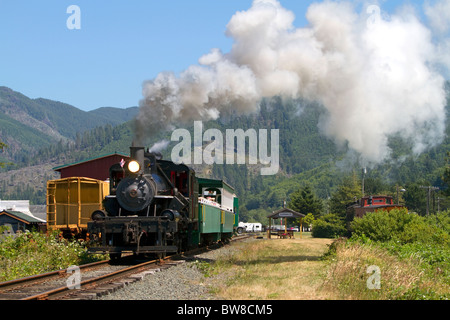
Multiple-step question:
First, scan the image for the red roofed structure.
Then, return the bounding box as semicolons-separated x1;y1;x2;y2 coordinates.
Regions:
53;152;129;180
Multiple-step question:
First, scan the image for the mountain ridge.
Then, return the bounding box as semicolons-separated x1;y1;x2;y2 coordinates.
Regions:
0;86;138;162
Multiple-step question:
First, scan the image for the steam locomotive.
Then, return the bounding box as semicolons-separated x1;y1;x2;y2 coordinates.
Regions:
87;145;239;259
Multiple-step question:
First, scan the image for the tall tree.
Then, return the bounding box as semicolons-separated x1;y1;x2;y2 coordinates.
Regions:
330;173;362;217
444;152;450;196
289;185;323;219
403;183;429;216
0;140;8;168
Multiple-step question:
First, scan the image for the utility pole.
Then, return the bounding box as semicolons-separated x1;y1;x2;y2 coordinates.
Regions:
396;185;406;205
362;167;366;197
420;186;439;216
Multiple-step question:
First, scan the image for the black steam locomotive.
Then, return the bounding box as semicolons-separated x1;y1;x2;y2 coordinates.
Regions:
87;145;239;259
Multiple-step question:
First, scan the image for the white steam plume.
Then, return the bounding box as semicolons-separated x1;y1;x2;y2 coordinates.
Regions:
135;0;448;164
149;139;170;153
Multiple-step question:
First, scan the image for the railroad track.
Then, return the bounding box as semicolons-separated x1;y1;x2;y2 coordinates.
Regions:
0;234;254;300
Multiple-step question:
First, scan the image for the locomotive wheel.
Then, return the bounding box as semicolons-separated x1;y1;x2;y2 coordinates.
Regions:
157;252;166;260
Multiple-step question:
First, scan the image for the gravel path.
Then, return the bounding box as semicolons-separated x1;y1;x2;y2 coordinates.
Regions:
98;240;246;300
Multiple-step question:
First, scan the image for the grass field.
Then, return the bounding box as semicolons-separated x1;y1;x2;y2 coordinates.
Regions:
201;232;449;300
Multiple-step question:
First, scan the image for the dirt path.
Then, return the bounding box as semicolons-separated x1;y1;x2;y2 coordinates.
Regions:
203;234;337;300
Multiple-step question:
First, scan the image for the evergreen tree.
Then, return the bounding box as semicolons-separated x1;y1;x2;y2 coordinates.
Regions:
330;173;362;217
403;183;428;216
444;152;450;196
288;186;323;219
0;141;9;168
0;140;12;168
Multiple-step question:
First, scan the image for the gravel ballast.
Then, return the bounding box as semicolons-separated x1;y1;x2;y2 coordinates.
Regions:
98;240;246;300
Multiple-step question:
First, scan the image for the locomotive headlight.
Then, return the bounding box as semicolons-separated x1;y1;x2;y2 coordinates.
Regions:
128;160;140;173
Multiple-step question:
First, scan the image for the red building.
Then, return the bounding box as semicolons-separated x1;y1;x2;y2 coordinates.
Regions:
348;195;404;219
53;152;129;180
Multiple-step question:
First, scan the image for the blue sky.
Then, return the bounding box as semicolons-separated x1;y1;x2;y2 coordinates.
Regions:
0;0;434;111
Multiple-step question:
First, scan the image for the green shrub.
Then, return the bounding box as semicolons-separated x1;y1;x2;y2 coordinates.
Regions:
350;208;449;246
348;209;450;289
425;210;450;234
0;231;103;281
312;213;347;238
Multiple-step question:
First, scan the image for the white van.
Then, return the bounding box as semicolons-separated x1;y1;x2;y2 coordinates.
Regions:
237;222;262;234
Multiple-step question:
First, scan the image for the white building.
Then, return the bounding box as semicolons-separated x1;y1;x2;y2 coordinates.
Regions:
0;200;46;223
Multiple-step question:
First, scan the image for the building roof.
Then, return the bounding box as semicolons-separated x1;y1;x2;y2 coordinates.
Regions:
29;205;47;221
0;200;46;223
53;152;129;171
197;177;235;194
267;207;305;219
0;210;45;224
361;195;393;199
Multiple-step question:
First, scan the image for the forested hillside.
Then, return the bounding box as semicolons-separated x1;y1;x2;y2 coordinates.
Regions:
0;87;138;164
0;87;449;221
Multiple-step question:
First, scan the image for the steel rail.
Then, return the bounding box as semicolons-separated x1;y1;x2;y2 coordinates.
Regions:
0;259;110;292
1;233;254;300
21;256;171;300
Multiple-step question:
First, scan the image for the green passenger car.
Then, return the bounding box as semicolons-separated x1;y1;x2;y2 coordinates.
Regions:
197;178;239;244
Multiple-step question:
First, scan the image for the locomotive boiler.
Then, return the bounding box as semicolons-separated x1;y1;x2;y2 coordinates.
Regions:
87;145;238;259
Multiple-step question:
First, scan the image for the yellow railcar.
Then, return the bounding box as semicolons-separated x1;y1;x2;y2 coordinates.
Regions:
47;177;109;238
